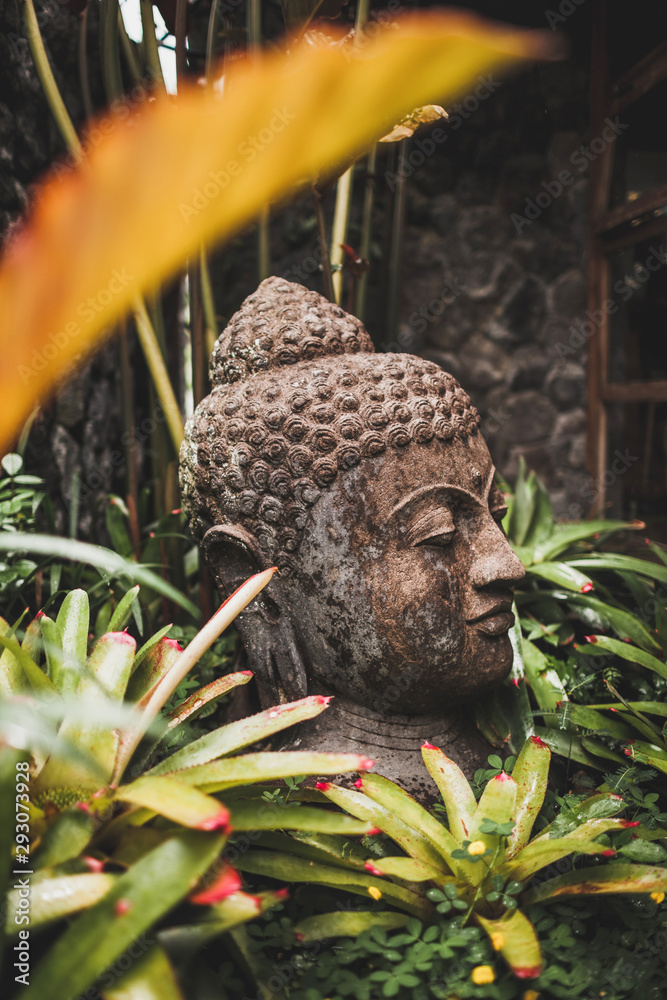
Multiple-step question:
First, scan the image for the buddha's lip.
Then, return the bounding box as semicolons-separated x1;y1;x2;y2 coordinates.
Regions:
466;601;513;625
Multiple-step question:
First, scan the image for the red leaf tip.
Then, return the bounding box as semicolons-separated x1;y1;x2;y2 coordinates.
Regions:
366;826;382;836
316;695;332;706
115;899;132;916
354;779;363;789
581;583;594;593
197;807;230;831
621;820;641;828
315;781;330;791
83;856;105;873
601;849;616;857
515;965;542;980
241;670;253;676
364;861;382;875
584;635;598;643
529;735;549;748
360;757;375;769
495;771;512;782
275;888;289;899
421;741;438;750
190;865;243;905
295;932;305;942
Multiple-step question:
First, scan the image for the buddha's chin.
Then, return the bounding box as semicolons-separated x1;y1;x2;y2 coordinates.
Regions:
471;631;514;687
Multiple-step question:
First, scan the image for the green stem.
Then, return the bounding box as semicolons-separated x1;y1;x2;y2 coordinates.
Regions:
117;3;143;84
329;0;370;306
133;299;184;452
205;0;221;82
199;246;218;356
313;187;335;301
354;145;376;321
140;0;166;90
100;0;124;101
23;0;82;158
330;165;354;305
78;7;94;120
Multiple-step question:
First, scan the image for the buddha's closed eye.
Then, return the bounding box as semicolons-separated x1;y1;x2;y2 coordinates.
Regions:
415;529;456;548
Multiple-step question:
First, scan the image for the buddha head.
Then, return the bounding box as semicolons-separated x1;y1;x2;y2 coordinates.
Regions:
179;277;525;720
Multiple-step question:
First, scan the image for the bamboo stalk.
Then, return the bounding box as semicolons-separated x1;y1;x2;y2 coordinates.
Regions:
133;299;185;451
330;165;354;305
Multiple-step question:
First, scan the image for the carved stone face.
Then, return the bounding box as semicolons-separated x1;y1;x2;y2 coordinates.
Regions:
281;432;525;714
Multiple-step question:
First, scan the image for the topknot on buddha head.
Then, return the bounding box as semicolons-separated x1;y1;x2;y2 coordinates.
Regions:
180;279;481;574
209;276;374;386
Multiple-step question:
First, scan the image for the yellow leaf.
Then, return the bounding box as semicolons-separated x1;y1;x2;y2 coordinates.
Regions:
476;910;543;980
0;12;559;451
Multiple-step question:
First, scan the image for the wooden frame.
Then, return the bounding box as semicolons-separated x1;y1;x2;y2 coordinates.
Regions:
586;0;667;513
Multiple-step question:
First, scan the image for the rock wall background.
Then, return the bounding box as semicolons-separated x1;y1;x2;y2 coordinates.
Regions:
377;55;592;518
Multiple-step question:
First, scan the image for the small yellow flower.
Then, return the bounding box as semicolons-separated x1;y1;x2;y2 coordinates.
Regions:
651;891;665;904
471;965;495;985
490;932;505;950
523;991;540;1000
467;840;487;856
368;886;382;900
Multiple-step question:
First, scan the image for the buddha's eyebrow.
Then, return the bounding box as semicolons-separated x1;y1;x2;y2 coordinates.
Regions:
391;468;497;520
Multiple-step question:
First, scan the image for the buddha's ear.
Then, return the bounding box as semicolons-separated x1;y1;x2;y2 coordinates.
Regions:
201;524;307;705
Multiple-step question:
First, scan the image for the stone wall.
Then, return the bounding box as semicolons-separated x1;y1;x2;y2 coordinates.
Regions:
390;55;592;517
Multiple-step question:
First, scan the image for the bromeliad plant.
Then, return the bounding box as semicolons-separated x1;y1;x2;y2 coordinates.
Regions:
233;735;667;980
0;572;377;1000
496;460;667;772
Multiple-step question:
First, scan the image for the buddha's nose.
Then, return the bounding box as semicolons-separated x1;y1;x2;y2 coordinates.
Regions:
470;516;525;590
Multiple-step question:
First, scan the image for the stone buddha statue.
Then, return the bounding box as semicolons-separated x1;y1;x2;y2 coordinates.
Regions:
179;277;525;800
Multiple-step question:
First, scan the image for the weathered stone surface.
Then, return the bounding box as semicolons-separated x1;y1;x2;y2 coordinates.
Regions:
546;361;586;411
551;268;587;319
459;332;510;390
182;278;526;799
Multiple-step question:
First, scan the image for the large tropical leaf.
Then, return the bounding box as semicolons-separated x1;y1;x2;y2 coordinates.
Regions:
0;12;557;450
